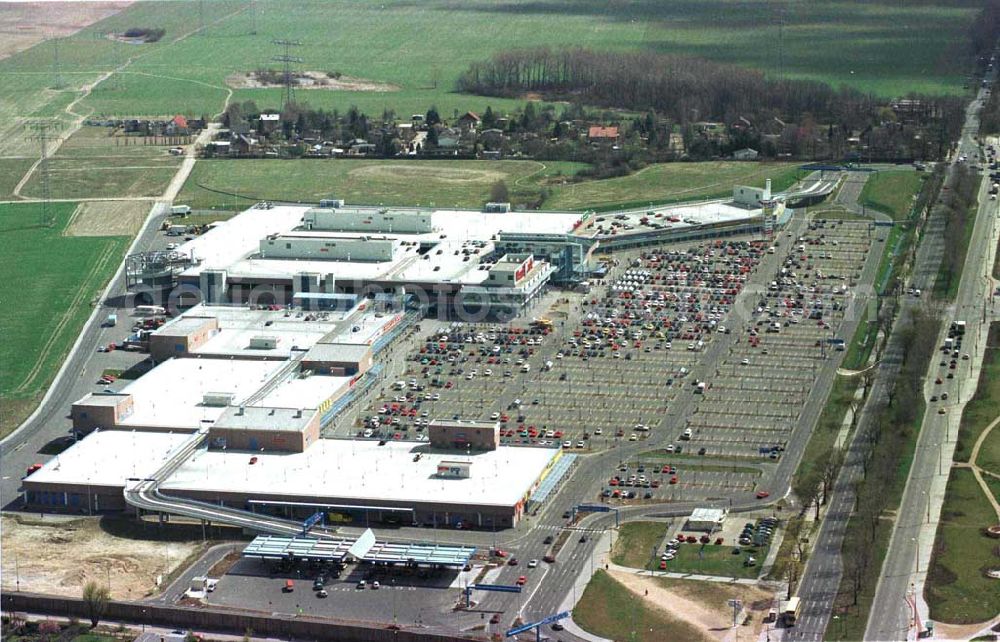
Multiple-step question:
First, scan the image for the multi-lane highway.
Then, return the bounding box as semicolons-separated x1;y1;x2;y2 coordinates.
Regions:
864;88;999;640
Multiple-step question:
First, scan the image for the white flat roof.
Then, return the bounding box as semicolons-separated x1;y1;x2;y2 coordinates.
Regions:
161;305;399;358
118;358;285;429
585;200;759;240
162;440;560;508
26;430;192;488
250;374;352;410
178;204;581;284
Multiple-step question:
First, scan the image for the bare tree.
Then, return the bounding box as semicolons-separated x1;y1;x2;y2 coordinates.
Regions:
82;581;109;628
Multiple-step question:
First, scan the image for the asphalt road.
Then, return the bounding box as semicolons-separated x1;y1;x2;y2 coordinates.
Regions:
863;83;998;641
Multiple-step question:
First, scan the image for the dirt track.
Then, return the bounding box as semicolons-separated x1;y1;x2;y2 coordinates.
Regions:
609;569;774;642
349;164;506;184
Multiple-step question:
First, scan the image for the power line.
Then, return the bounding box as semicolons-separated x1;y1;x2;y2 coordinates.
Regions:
111;31;124;91
25;119;60;228
272;39;303;110
52;36;65;90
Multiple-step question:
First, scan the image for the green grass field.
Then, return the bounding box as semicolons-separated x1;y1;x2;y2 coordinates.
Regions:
0;202;130;437
661;542;767;580
0;1;981;122
611;522;669;569
544;162;804;211
177;158;586;210
859;170;926;221
176;158;805;212
18;126;183;200
574;570;712;642
925;468;1000;624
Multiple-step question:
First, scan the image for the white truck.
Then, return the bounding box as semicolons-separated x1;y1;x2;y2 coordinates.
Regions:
104;313;117;327
170;205;192;216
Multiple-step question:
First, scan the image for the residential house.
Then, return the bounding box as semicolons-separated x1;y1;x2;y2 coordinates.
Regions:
587;126;619;143
456;111;481;132
167;115;190;136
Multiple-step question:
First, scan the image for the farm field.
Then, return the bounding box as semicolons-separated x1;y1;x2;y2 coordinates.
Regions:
0;158;35;199
176;158;587;210
859;170;926;221
0;202;130;437
19;126;182;200
0;1;980;121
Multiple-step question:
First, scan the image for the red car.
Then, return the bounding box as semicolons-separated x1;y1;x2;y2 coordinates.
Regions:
249;456;258;465
516;576;527;586
756;490;770;499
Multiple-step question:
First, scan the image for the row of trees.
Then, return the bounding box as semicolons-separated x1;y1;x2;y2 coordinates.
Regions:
936;164;980;296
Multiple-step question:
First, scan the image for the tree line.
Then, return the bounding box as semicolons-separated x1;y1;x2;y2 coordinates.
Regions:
456;47;964;147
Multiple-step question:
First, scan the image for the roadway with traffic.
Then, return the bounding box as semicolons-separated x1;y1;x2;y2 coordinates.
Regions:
864;84;1000;640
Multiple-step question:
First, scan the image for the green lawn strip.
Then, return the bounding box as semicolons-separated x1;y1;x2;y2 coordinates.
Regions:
0;202;130;438
611;521;669;568
860;171;926;221
821;516;895;642
954;324;1000;464
573;570;713;642
925;468;1000;624
635;453;762;476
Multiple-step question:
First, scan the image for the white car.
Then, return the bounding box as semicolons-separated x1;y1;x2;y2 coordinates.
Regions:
491;412;501;420
741;358;750;366
594;428;603;435
528;559;538;569
562;441;572;448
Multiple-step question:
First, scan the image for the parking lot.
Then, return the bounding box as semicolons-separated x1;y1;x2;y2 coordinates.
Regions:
683;219;874;460
350;239;773;452
326;218;880;509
